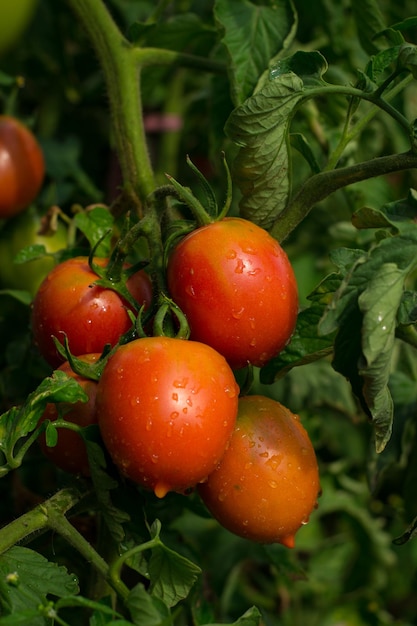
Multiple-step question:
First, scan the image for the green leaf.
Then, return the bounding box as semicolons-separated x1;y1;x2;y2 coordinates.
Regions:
398;290;417;325
269;50;328;87
358;263;405;451
86;438;130;544
74;206;114;258
260;273;340;383
202;605;262;626
0;289;32;306
148;542;202;608
13;244;50;264
320;232;417;451
0;546;78;622
397;43;417;79
0;370;88;474
364;46;404;83
290;132;321;174
41;136;103;202
214;0;297;105
127;583;170;626
225;50;328;228
351;0;387;55
225;73;300;228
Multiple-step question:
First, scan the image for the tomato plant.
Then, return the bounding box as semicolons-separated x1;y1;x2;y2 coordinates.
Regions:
0;116;45;218
2;2;417;625
0;207;67;297
198;395;320;548
96;336;239;498
167;217;299;369
31;256;153;367
37;353;100;476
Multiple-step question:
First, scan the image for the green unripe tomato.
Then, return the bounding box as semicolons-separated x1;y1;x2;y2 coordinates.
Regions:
0;208;67;297
0;0;38;56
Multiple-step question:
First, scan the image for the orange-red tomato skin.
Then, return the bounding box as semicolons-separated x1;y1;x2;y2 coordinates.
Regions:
198;395;320;547
0;116;45;218
167;218;298;370
31;257;153;367
96;336;239;498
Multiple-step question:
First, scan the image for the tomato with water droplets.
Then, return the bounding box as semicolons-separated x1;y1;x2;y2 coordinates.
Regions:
96;336;239;498
167;217;298;369
198;395;320;547
31;256;153;367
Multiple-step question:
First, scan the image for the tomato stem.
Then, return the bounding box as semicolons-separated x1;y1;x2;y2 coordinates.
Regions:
66;0;156;214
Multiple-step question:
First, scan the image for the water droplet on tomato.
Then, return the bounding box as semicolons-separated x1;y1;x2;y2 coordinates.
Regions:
146;417;152;431
151;454;159;464
172;392;178;402
280;534;296;549
185;284;196;297
232;307;245;319
268;480;278;489
226;249;237;259
225;386;237;399
170;411;179;420
235;258;245;273
154;481;170;498
173;378;188;388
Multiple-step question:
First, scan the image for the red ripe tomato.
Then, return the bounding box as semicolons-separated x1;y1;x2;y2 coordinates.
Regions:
167;217;298;370
38;354;100;476
31;256;153;367
0;116;45;218
96;336;239;498
198;395;320;548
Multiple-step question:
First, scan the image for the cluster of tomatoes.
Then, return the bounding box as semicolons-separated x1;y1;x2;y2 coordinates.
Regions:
0;115;320;548
30;217;319;548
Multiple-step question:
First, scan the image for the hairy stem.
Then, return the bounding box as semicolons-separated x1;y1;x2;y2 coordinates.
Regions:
270;151;417;242
67;0;155;214
0;488;81;554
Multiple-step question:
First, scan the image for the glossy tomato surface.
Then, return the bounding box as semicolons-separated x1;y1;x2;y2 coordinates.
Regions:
198;395;320;547
0;116;45;218
31;256;153;367
38;354;100;476
0;208;67;297
167;218;298;369
96;336;239;498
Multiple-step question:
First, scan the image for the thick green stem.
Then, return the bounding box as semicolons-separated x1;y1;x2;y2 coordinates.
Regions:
0;488;80;554
270;151;417;242
67;0;156;213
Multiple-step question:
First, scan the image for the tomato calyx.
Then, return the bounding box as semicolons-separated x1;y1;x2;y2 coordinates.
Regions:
52;335;110;381
152;293;190;339
164;152;233;227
